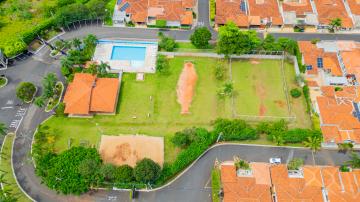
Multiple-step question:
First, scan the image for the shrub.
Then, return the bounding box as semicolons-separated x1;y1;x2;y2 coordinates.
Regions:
335;87;343;92
287;158;304;170
100;164;117;182
213;119;258;141
115;165;134;183
155;20;167;28
16;82;36;102
158;33;177;52
235;159;250;170
190;27;212;49
340;165;350;172
303;85;311;112
156;55;170;74
214;61;226;81
171;127;209;148
290;88;302;98
283;128;321;143
134;158;161;183
55;102;66;117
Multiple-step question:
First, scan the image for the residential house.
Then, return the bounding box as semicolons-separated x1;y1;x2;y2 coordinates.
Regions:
63;73;120;117
220;161;360;201
113;0;194;27
313;0;353;30
280;0;318;29
345;0;360;28
247;0;283;28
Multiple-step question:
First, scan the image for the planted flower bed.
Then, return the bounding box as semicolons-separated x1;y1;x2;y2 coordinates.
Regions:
45;82;64;112
0;76;8;88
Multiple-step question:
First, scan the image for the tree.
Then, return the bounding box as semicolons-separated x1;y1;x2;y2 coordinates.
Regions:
42;73;57;99
304;136;322;152
261;34;281;51
190;27;212;48
171;127;206;148
158;33;177;52
100;164;117;182
328;18;342;33
0;122;7;136
346;153;360;168
213;119;258;141
36;147;102;195
287;158;304;170
338;143;354;154
97;62;110;76
72;38;82;50
78;159;102;186
115;165;134;183
217;22;260;57
218;82;234;98
290;88;302;98
34;96;46;108
272;132;284;146
156;55;170;74
16;82;36;102
134;158;161;183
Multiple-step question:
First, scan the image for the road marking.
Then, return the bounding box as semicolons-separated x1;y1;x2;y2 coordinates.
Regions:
204;175;212;189
286;150;294;163
6;100;13;105
1;106;14;109
9;120;20;128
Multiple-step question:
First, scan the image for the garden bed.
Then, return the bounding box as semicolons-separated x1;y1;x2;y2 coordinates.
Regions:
24;87;38;104
0;77;8;88
45;82;64;112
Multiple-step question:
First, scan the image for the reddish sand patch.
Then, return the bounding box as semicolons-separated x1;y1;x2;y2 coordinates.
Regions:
250;60;260;65
256;82;267;116
176;62;198;114
274;100;286;108
99;135;164;167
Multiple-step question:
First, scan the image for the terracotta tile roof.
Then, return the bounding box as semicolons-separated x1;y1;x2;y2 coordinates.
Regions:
306;78;319;87
347;0;360;15
122;0;148;23
180;11;193;25
323;53;343;76
317;86;360;143
322;167;360;201
282;0;314;15
340;50;360;80
270;165;324;201
90;78;119;113
314;0;353;28
215;0;250;27
298;41;324;75
221;162;272;202
248;0;283;25
63;73;119;115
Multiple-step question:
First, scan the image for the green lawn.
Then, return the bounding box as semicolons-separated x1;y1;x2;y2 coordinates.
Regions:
175;42;216;53
0;134;31;202
211;168;221;202
43;56;310;163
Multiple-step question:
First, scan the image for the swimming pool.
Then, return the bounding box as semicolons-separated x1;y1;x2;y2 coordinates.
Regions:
111;46;146;61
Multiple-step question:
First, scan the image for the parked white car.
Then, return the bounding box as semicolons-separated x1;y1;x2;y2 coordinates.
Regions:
269;157;281;164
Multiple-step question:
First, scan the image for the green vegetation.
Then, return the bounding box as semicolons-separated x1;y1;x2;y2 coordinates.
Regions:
214;119;258;141
16;82;36;103
155;20;167;28
287;158;304;170
211;168;221;202
45;82;64;111
156;55;170;74
190;27;212;49
210;0;216;22
347;153;360;169
235;159;250;170
134;158;161;183
0;77;7;87
158;32;177;52
329;18;342;33
0;0;110;57
290;88;302;98
340;165;350;172
0;122;7;136
0;134;31;202
35;73;60;109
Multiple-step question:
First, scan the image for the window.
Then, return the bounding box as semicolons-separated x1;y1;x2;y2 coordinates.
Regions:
306;65;313;70
317;58;323;68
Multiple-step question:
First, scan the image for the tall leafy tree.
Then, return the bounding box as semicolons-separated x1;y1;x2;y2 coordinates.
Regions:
190;27;212;48
304;136;322;152
16;82;36;103
134;158;161;183
346;153;360;168
328;18;342;33
42;73;57;99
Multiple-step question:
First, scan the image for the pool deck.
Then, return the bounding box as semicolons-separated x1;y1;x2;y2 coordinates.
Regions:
93;40;158;73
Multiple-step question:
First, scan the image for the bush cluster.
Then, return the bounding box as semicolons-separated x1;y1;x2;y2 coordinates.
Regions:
213;119;258;141
290;88;302;98
158;32;177;52
16;82;36;103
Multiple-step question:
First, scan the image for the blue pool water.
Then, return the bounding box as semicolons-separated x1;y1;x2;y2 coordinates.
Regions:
110;46;146;61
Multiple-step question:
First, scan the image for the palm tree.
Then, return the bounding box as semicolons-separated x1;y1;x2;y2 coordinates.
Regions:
97;62;110;76
223;82;234;97
328;18;342;33
0;122;7;136
61;57;74;69
346;153;360;169
72;38;82;50
83;34;97;48
272;134;284;146
304;136;322;152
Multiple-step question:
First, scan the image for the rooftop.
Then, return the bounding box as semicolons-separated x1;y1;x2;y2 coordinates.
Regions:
215;0;251;27
248;0;283;25
63;73;119;115
313;0;353;28
282;0;314;15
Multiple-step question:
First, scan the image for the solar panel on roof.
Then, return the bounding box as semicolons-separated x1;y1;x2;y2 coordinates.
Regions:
240;1;246;12
306;65;312;70
117;0;122;5
353;102;360;121
120;2;130;12
317;57;323;68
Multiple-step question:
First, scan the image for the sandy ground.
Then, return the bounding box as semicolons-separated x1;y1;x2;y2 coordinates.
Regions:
250;60;260;65
176;62;198;114
99;135;164;167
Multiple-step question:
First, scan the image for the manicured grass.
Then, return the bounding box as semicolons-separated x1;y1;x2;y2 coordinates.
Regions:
44;57;232;163
211;168;221;202
175;42;216;52
43;57;310;164
0;77;7;87
0;134;31;202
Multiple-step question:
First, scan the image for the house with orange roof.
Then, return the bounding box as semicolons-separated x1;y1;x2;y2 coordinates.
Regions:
220;161;272;202
247;0;283;28
63;73;120;117
313;0;354;30
113;0;195;27
316;86;360;146
280;0;319;28
345;0;360;28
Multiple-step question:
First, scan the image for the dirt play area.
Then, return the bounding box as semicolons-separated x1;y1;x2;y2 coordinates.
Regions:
99;135;164;167
176;61;198;114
